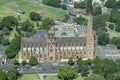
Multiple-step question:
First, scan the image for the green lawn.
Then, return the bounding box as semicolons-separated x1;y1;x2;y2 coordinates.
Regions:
0;0;66;21
44;75;85;80
108;29;120;38
45;75;58;80
18;74;40;80
0;0;66;40
75;75;84;80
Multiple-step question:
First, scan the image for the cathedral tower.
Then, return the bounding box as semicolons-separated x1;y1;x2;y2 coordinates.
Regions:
86;14;94;59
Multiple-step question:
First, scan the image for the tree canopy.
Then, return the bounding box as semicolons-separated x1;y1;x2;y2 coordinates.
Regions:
97;31;110;45
77;58;90;77
68;57;74;65
29;56;39;65
84;74;105;80
93;6;102;16
41;18;55;30
93;58;118;79
29;12;42;21
73;15;87;25
7;67;17;80
5;35;21;59
74;1;86;9
111;37;120;49
86;0;93;14
21;60;27;65
105;0;116;8
0;16;18;30
0;68;7;80
21;19;34;32
58;66;77;80
43;0;61;8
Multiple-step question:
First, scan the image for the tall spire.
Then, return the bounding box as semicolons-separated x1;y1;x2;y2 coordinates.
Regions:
86;13;94;59
86;13;93;35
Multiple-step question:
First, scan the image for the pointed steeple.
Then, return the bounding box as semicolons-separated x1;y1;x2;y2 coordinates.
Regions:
86;13;94;59
86;13;93;36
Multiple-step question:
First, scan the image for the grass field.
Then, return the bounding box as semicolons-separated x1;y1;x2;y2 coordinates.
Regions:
44;75;85;80
0;0;66;21
45;75;58;80
108;29;120;38
75;75;84;80
18;74;40;80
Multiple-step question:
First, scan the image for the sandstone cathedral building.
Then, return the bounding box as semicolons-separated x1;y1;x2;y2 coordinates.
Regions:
19;14;94;62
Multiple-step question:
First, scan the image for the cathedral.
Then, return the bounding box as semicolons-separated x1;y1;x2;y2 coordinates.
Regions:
19;14;94;62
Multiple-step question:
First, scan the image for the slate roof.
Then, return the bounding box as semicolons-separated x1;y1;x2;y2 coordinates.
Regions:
22;37;46;44
55;37;86;46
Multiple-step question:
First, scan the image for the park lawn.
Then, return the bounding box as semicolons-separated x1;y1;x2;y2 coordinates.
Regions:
18;74;40;80
9;29;18;40
108;29;120;38
75;75;84;80
45;75;85;80
0;0;66;21
45;75;58;80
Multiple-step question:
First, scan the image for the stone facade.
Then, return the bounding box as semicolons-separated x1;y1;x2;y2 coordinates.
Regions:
19;14;94;62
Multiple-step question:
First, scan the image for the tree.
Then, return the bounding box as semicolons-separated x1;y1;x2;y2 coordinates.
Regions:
77;58;89;77
5;48;16;59
2;28;10;35
29;12;42;21
100;0;105;2
21;60;27;65
93;58;117;79
115;23;120;32
116;0;120;9
93;6;102;16
13;59;19;65
68;57;74;65
105;0;116;8
108;72;120;80
109;9;120;23
86;0;93;14
7;67;17;80
0;68;7;80
77;57;83;66
5;35;21;59
21;19;34;32
58;66;77;80
80;65;89;77
36;21;40;27
97;31;110;45
73;15;87;25
43;0;61;8
111;37;120;49
85;74;105;80
74;1;86;9
1;38;9;45
109;23;114;30
93;14;108;31
0;32;3;44
61;4;67;10
29;56;39;65
41;18;55;30
62;14;70;22
0;16;18;30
